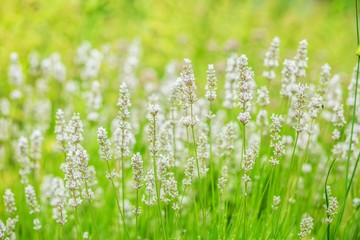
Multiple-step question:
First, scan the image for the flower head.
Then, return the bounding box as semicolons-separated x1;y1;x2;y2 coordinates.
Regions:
263;37;280;81
25;185;40;214
294;39;308;78
205;64;217;102
97;127;112;161
236;55;255;111
3;189;17;214
131;153;143;190
67;113;83;144
298;214;314;238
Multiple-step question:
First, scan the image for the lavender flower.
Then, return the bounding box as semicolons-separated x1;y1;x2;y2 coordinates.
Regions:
115;82;132;159
256;86;270;107
55;109;68;151
97;127;112;161
263;37;280;81
131;153;143;190
269;114;285;167
183;157;195;186
205;64;217;103
86;81;102;122
325;196;338;224
298;214;313;238
67;113;83;144
242;141;259;183
3;189;16;214
280;59;297;98
308;94;323;119
223;54;238;109
33;218;41;231
236;55;255;111
8;52;23;87
294;39;308;78
217;166;228;195
0;220;5;239
30;129;43;161
292;84;309;133
319;64;331;96
25;185;40;214
179;58;197;108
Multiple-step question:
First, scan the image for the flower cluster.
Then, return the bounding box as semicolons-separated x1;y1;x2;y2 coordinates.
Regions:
298;213;314;238
294;39;308;78
263;37;280;81
325;196;339;224
280;59;297;98
269;114;285;166
236;55;255;112
242;141;259;183
205;64;217;103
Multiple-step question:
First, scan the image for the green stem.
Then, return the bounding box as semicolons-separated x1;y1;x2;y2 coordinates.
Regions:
37;229;42;240
105;161;131;239
336;1;360;232
302;119;314;167
284;132;299;192
346;150;360;200
84;181;101;240
190;103;206;236
171;103;177;161
243;182;248;240
151;115;167;240
73;205;83;238
88;199;101;240
208;102;216;219
276;131;299;234
120;127;126;218
135;189;139;240
324;158;337;240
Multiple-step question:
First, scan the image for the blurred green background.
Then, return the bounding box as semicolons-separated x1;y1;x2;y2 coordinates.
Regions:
0;1;358;238
0;0;356;81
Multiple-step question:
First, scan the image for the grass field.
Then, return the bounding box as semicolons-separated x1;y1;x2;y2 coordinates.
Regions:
0;0;360;239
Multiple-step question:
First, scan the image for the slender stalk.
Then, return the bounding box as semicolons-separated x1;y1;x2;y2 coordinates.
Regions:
346;150;360;200
324;158;337;240
243;183;248;240
242;121;246;157
73;204;83;238
287;132;299;184
120;127;126;217
37;229;42;240
252;168;273;221
171;103;177;161
135;189;139;240
223;192;229;239
151;114;167;240
275;131;299;234
190;102;206;236
88;199;101;240
208;102;216;216
266;168;275;216
336;1;360;234
176;185;190;238
185;124;200;235
174;213;184;240
217;194;222;239
83;181;101;240
179;186;188;210
283;132;299;197
230;119;247;238
105;161;131;239
301;119;314;167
